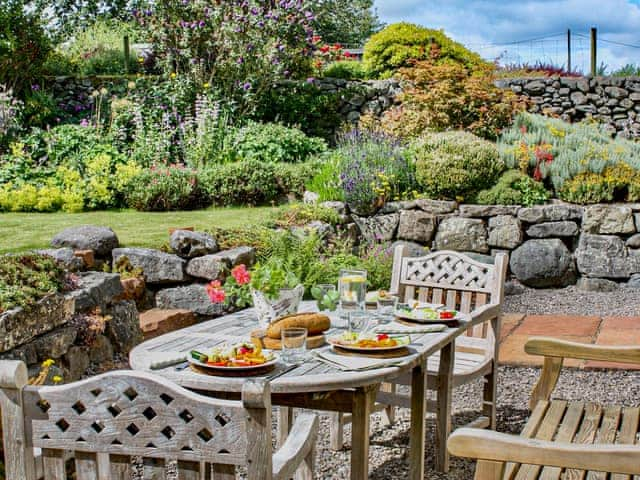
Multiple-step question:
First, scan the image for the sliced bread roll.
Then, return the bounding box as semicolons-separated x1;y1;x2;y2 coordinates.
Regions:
266;312;331;340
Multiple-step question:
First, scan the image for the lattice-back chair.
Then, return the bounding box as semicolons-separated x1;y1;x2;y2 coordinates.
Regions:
330;246;507;470
0;361;318;480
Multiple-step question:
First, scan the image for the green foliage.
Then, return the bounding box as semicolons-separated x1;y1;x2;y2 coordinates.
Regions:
252;81;344;141
307;0;382;45
22;89;62;129
306;152;345;202
363;22;488;79
0;0;51;94
274;203;342;228
476;170;550;206
611;64;640;77
409;131;504;201
0;253;67;313
499;113;640;203
124;164;205;211
272;162;319;198
233;122;327;164
323;60;369;80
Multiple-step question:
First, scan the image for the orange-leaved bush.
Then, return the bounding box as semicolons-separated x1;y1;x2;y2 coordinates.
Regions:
371;57;526;141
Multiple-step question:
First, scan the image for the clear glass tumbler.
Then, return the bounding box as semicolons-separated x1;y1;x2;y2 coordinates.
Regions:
348;311;370;334
281;327;307;363
376;296;399;325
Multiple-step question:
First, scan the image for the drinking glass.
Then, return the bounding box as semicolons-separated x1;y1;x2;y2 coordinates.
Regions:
281;327;307;363
315;283;337;311
376;296;399;325
348;311;370;334
339;269;367;310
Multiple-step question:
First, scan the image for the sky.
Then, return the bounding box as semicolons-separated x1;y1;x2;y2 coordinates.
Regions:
373;0;640;73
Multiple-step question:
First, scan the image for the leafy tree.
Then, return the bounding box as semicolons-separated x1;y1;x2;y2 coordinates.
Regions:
0;0;51;94
307;0;382;46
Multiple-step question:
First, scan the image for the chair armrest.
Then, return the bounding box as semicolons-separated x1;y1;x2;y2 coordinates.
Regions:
525;337;640;365
272;412;318;480
469;303;501;322
448;428;640;476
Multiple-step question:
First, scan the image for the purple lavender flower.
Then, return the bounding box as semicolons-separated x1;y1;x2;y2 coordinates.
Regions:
31;84;40;91
242;82;251;91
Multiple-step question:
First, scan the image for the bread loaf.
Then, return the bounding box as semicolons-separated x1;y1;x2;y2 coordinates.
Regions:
266;312;331;339
251;330;326;350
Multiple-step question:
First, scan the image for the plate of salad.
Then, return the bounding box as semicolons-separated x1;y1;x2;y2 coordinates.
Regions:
189;342;278;371
327;332;411;352
395;302;460;323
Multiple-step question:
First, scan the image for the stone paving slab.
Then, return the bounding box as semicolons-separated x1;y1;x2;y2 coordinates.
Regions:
498;313;640;370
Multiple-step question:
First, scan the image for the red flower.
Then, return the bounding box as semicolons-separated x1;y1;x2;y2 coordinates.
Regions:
231;264;251;285
332;43;342;50
312;35;322;43
320;45;330;53
206;280;226;303
344;52;352;58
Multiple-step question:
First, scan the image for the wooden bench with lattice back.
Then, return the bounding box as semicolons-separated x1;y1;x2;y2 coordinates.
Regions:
0;360;318;480
329;246;507;472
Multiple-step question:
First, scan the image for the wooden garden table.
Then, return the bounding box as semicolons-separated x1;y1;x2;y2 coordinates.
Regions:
130;301;488;479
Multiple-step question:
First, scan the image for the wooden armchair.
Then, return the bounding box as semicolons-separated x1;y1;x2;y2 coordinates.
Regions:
0;361;318;480
330;247;507;471
448;337;640;479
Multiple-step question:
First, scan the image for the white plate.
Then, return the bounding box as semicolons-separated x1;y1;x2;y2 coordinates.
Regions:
327;335;411;352
188;352;279;372
394;308;461;323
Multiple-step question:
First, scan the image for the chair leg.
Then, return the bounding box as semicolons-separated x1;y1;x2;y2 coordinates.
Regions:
380;382;396;426
482;364;497;430
294;442;315;480
329;412;344;450
277;406;293;448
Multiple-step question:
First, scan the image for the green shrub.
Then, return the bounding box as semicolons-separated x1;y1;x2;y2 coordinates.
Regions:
124;164;205;211
274;203;342;228
323;60;369;80
42;50;78;76
499;113;640;203
409;131;504;201
233;122;327;163
200;160;279;206
0;254;67;314
252;81;344;140
23;89;63;129
476;170;550;206
363;22;488;79
306;151;345;202
78;48;131;76
273;161;319;198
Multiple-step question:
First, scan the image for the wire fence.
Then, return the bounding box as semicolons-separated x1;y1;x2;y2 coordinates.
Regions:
463;30;640;75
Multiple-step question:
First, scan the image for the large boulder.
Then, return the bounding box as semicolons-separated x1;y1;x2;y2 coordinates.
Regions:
156;284;225;316
211;246;256;268
575;234;640;278
582;205;635;234
67;272;124;311
36;248;84;271
186;255;228;281
397;210;436;244
433;217;489;253
112;248;186;284
526;221;579;238
104;300;142;354
517;204;583;224
487;215;523;249
170;230;219;258
510;239;575;287
352;213;399;243
390;240;427;258
459;205;520;217
51;225;119;256
0;294;74;353
576;277;619;292
627;233;640;248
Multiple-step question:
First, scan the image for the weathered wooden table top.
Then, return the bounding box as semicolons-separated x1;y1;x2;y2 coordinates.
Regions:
129;301;473;394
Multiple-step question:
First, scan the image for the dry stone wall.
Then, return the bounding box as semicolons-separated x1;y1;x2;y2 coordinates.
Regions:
497;76;640;137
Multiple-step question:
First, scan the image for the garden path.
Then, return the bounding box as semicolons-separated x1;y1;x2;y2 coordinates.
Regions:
499;313;640;370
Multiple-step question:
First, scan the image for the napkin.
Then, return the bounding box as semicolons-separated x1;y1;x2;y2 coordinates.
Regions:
148;352;188;370
312;348;412;371
373;323;447;335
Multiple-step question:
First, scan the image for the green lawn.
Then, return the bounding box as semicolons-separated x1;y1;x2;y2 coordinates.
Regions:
0;207;278;253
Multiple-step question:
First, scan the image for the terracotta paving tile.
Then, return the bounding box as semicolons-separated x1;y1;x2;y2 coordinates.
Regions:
514;315;601;338
500;313;525;341
498;334;591;368
600;316;640;331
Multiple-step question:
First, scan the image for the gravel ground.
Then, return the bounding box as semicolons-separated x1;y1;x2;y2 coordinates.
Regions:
503;284;640;316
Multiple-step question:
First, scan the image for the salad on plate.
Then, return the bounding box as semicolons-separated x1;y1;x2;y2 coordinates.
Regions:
328;331;410;350
190;342;275;368
395;302;458;322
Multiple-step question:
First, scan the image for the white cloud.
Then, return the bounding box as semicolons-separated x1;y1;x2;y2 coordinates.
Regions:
373;0;640;71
